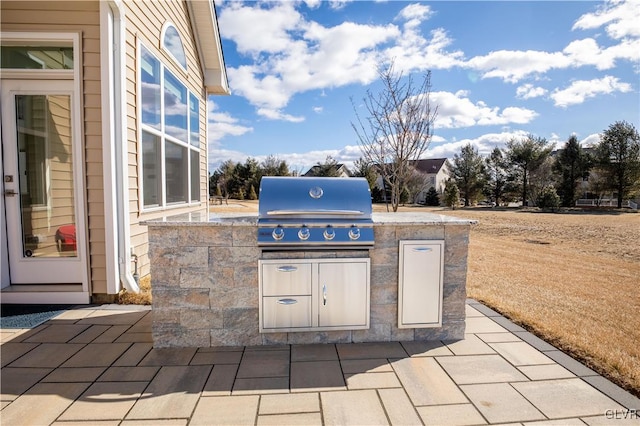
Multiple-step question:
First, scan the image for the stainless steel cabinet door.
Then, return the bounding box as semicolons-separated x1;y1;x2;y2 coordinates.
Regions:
398;241;444;327
318;262;369;328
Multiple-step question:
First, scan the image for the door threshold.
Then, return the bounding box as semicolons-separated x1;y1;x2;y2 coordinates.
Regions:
1;285;90;304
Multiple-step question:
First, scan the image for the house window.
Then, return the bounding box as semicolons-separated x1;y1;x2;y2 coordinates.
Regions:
1;45;73;69
161;23;187;70
139;43;200;209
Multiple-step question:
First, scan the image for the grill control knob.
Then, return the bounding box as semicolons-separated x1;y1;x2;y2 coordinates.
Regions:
272;226;285;241
298;226;310;241
323;226;335;241
348;226;361;240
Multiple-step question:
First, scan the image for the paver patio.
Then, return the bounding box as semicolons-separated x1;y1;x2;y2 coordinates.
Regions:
1;299;638;425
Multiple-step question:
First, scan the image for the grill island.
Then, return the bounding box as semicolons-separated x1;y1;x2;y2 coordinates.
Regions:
145;177;475;347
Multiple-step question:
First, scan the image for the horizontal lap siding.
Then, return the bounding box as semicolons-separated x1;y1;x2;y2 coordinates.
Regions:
123;0;207;279
1;1;107;293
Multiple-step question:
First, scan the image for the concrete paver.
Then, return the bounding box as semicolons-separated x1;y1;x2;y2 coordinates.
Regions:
1;300;638;425
461;383;546;423
321;389;389;425
291;360;345;392
126;365;212;419
59;381;148;421
512;378;624;418
392;356;468;405
190;395;259;425
257;412;322;425
416;403;487;426
444;333;496;355
489;341;555;366
377;387;423;425
258;392;320;414
437;354;529;384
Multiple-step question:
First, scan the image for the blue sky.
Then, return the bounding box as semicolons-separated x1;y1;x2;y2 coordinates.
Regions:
208;0;639;174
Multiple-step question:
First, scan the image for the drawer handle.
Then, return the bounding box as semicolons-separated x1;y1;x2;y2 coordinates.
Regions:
412;247;432;252
277;266;297;272
277;298;298;305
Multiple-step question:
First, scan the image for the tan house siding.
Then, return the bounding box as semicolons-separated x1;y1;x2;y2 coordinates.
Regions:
0;1;108;293
2;0;215;296
122;0;208;279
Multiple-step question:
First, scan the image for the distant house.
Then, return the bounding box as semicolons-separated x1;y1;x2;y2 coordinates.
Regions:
1;0;229;303
413;158;450;201
303;163;351;177
374;158;450;204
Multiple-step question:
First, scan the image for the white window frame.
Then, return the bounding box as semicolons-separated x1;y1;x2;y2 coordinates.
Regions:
137;40;201;212
160;21;187;72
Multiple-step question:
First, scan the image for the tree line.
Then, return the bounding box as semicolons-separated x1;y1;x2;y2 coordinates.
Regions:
446;120;640;210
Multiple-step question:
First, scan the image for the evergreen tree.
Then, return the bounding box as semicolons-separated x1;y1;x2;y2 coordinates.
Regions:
444;179;460;209
594;121;640;208
484;147;508;206
248;185;257;200
450;143;486;206
424;186;440;206
505;135;553;206
554;135;591;207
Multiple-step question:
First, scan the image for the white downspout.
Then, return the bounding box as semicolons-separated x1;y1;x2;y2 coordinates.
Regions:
113;1;139;293
102;0;139;294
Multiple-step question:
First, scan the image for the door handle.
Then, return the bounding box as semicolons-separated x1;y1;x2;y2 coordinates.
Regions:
323;284;327;306
4;189;17;197
412;247;432;252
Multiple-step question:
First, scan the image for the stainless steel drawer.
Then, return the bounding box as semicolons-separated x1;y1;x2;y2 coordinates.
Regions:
261;263;312;296
262;296;312;329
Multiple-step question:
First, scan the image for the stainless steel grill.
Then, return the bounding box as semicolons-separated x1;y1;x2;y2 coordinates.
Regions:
257;177;374;249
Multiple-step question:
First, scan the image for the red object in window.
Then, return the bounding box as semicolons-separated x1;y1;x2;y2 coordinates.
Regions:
55;224;76;252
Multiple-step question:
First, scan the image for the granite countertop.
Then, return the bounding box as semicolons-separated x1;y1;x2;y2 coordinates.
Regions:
143;211;476;226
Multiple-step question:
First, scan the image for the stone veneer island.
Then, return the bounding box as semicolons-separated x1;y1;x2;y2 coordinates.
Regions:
145;211;475;347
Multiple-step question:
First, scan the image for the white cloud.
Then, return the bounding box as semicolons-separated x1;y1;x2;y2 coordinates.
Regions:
256;108;305;122
425;130;530;159
218;2;302;55
516;84;548;99
218;1;463;122
550;75;632;107
207;99;253;144
580;133;602;148
573;0;640;39
466;0;640;84
466;50;569;83
313;106;323;113
431;91;538;129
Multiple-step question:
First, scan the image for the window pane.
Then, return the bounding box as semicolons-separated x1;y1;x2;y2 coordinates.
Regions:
165;141;187;203
1;46;73;69
162;24;187;69
189;93;199;147
141;46;161;130
142;131;162;207
190;150;200;202
164;70;188;141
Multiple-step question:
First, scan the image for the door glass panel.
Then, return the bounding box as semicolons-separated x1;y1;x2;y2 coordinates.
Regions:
15;94;76;258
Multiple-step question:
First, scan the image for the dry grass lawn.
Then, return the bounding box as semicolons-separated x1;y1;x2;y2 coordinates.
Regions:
434;206;640;397
129;199;639;396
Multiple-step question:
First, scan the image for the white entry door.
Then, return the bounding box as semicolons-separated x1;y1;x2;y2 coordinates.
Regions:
1;80;86;285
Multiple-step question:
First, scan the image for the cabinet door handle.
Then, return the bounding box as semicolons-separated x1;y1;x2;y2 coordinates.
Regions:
412;247;432;252
322;284;327;306
277;298;298;305
277;266;297;272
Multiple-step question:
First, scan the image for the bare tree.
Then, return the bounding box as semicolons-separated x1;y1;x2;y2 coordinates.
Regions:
351;62;437;212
